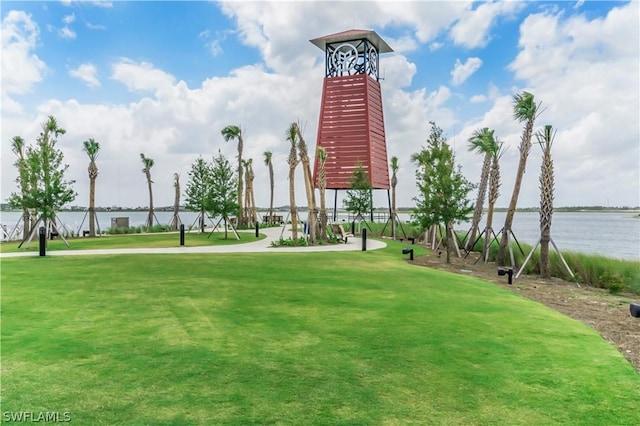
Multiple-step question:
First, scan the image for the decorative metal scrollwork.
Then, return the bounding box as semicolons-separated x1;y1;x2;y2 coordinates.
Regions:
329;43;359;76
326;39;379;79
366;45;378;77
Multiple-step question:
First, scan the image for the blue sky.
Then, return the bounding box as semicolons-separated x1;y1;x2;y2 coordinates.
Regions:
2;1;638;211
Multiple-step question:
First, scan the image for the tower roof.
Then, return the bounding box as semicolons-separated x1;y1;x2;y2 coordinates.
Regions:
310;29;393;53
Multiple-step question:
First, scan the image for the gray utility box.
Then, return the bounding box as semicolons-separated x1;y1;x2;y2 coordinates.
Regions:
111;217;129;228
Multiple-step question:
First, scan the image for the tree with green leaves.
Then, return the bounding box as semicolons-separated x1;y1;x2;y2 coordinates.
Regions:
497;91;541;266
343;163;372;224
537;125;556;278
411;122;475;263
481;141;504;263
263;150;275;223
466;128;498;251
140;153;155;229
316;147;328;239
10;136;32;239
285;123;300;240
9;116;76;241
82;138;100;237
295;122;317;244
185;157;213;233
390;156;399;239
206;150;238;239
221;125;244;226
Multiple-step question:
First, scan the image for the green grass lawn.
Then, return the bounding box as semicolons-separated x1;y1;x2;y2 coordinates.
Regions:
2;242;639;424
0;230;264;253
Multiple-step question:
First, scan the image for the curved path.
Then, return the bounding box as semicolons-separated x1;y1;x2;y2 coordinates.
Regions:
0;226;386;258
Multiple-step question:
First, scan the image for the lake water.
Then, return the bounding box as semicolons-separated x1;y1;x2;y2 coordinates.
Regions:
1;210;638;261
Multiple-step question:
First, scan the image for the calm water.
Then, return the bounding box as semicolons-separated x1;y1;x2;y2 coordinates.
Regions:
1;210;638;261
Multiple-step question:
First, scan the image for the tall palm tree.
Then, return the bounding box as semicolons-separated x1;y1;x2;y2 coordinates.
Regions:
140;153;155;229
11;136;32;240
82;138;100;237
171;173;180;231
317;147;328;240
242;159;251;224
537;125;556;278
466;128;496;251
390;156;399;239
294;122;317;244
243;159;257;224
263;150;275;223
221;125;244;226
497;91;541;266
482;141;504;263
286;123;300;240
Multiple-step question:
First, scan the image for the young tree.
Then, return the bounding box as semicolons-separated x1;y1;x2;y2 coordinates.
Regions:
184;157;212;233
316;147;328;240
466;128;497;251
343;164;372;224
263;150;275;223
140;153;155;229
221;125;244;226
285;123;300;240
295;122;317;244
390;156;399;239
497;91;541;266
412;122;475;263
206;151;238;239
171;173;180;231
10;136;32;239
482;141;504;263
9;116;76;240
82;138;100;237
537;125;556;278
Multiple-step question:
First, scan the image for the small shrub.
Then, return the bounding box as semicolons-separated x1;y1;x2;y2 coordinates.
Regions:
598;271;625;294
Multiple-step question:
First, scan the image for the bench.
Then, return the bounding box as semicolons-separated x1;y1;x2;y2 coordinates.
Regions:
330;224;353;244
262;215;283;224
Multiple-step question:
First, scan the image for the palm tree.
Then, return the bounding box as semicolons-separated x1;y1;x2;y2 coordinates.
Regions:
390;156;399;239
171;173;180;231
263;151;275;223
317;147;328;240
497;91;541;266
537;125;556;278
243;159;257;224
294;122;317;244
221;125;244;227
466;128;496;251
286;123;300;240
482;141;504;263
140;153;155;229
82;138;100;237
11;136;32;240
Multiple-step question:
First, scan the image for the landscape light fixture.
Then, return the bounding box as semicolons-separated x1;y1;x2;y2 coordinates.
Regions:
402;248;414;261
631;303;640;318
497;267;514;285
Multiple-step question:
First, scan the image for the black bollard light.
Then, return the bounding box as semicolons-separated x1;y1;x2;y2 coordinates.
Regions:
180;224;185;246
408;237;415;245
630;303;640;318
255;221;259;238
498;267;514;285
351;221;356;236
402;248;414;261
361;228;367;251
39;226;46;257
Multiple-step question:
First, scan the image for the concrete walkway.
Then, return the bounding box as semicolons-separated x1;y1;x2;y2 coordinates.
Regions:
0;225;386;258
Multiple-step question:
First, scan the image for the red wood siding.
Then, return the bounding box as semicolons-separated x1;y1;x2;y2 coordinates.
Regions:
313;74;390;189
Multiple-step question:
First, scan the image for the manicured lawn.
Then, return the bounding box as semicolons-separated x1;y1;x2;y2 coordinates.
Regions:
0;230;264;253
2;243;639;424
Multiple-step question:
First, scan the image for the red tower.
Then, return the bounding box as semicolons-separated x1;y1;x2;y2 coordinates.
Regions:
311;30;393;216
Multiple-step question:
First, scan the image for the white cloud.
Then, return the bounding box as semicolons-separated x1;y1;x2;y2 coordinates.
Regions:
59;26;76;39
111;59;176;94
470;94;487;103
451;57;483;86
1;11;47;114
63;13;75;25
208;39;223;57
450;1;525;48
69;63;101;88
86;22;106;30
